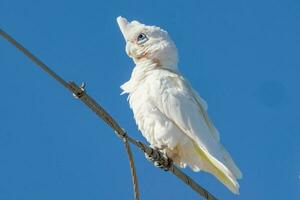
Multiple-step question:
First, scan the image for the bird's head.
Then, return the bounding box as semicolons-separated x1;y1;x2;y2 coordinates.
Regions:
117;16;178;70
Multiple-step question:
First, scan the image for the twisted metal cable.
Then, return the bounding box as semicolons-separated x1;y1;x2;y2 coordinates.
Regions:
124;137;140;200
0;28;218;200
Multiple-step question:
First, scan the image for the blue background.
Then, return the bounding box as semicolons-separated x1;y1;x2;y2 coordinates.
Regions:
1;0;299;199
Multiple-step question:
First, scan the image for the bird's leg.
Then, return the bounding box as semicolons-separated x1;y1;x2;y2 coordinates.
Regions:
144;145;160;162
145;145;172;171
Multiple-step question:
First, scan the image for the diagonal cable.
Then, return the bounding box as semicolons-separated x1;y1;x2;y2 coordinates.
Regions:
0;28;218;200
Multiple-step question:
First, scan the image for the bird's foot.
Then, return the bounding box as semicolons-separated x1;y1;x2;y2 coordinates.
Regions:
145;146;172;171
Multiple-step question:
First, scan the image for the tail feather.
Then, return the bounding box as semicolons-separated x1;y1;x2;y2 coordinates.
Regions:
220;144;243;179
192;141;240;194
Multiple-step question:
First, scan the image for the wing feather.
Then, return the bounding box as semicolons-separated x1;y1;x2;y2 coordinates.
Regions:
153;71;242;179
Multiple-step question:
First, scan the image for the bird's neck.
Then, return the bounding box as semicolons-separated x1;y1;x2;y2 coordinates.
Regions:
121;59;178;95
120;60;155;94
134;59;158;70
134;57;178;71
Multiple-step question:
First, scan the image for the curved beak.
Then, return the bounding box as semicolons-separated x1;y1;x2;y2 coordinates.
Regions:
117;16;129;40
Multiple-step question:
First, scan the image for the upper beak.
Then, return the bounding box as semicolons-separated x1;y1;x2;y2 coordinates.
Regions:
117;16;129;40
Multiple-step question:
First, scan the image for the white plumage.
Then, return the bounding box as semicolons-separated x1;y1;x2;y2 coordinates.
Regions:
117;16;242;194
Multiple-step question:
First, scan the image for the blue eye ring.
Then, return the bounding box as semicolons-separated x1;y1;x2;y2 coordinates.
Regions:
137;33;148;44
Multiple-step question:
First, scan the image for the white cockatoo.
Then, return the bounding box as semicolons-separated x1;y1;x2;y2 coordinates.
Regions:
117;16;242;194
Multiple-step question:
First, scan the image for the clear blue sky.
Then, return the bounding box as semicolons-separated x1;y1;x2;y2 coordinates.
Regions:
0;0;299;199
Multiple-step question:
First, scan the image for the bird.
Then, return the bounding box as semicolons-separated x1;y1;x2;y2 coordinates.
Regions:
116;16;242;194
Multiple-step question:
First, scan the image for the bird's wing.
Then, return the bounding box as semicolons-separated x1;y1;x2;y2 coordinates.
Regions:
155;72;221;154
187;84;220;141
153;70;242;180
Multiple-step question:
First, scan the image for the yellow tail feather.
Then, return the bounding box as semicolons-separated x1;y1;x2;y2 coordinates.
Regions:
192;141;239;194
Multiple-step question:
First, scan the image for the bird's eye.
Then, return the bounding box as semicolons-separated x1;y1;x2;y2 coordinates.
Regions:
137;33;148;44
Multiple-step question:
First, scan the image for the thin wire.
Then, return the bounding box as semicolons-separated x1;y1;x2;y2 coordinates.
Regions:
0;27;139;200
124;138;140;200
0;28;218;200
0;29;70;90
